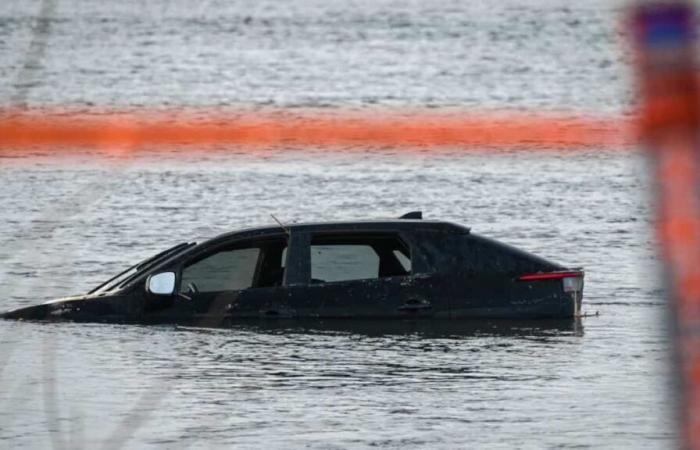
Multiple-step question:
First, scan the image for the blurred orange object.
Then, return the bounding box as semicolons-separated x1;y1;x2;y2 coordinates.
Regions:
0;108;631;153
631;2;700;448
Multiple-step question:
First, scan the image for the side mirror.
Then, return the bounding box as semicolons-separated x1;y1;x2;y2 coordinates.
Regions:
146;272;176;296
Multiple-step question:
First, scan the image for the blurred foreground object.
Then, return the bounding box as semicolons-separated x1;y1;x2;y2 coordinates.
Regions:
632;2;700;448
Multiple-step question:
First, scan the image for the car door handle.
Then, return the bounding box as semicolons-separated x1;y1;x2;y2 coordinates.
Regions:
397;299;432;311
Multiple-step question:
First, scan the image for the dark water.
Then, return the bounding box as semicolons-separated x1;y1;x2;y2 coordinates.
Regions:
0;0;673;448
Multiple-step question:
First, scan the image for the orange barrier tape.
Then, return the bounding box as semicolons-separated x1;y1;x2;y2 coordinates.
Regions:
0;109;634;153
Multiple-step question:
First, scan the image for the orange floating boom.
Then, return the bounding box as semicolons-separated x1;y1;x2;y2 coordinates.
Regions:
0;109;633;153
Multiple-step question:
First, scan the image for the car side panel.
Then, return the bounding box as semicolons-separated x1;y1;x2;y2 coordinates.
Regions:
299;275;446;319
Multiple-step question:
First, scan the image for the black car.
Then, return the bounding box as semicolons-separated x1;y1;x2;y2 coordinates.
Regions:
2;212;584;325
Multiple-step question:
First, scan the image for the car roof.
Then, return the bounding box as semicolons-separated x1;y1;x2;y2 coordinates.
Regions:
209;219;470;243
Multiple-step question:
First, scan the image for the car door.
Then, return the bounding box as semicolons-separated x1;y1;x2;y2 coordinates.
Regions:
176;235;292;326
300;231;446;318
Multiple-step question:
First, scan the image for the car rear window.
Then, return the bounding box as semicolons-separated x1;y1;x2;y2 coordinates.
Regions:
311;244;379;282
310;234;411;283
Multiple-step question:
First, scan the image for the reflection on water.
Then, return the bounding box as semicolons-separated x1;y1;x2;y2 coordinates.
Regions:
0;307;667;448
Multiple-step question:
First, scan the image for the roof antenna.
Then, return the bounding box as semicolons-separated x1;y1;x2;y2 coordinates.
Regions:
270;214;291;236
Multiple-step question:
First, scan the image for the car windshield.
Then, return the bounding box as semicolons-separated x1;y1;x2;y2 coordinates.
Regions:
89;242;196;295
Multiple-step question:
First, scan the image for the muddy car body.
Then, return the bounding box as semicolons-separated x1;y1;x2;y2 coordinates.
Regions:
3;213;584;324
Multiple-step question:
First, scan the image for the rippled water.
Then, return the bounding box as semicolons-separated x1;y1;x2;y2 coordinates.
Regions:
0;0;673;448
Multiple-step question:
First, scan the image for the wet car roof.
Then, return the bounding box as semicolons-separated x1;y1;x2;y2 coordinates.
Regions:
211;219;470;242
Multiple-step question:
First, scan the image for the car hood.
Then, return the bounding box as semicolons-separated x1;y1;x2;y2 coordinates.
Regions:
2;294;121;321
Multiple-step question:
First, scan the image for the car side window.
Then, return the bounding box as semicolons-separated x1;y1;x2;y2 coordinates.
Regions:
311;244;379;282
310;234;411;283
181;247;260;293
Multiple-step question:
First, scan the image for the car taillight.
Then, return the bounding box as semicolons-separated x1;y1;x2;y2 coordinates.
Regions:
517;270;584;292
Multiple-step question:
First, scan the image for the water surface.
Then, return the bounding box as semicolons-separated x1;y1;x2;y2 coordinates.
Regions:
0;0;672;448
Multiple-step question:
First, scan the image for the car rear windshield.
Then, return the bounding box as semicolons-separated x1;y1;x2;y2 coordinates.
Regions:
462;234;563;275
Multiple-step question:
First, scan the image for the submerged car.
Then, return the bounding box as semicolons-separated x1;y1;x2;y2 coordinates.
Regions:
3;212;584;325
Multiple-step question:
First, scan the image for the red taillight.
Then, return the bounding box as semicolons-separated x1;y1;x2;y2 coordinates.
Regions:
517;271;583;281
517;270;584;293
